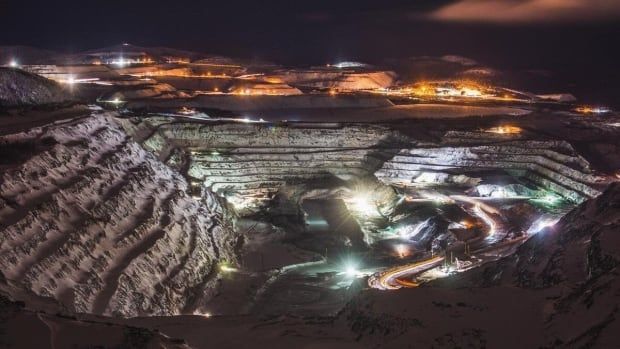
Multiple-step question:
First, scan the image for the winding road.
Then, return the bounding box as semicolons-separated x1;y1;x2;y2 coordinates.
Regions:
369;195;508;290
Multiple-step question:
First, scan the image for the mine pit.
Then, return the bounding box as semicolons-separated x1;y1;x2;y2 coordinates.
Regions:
34;112;597;318
1;45;619;347
0;108;614;321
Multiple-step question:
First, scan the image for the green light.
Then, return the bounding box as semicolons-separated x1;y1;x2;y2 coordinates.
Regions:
531;191;563;207
219;261;238;273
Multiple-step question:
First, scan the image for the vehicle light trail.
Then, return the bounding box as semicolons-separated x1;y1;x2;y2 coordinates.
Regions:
369;256;444;290
472;203;497;239
452;195;502;240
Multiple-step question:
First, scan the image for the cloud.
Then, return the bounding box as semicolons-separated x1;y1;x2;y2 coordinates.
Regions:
429;0;620;23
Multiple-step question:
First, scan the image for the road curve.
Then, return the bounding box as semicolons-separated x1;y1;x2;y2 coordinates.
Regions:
369;256;445;290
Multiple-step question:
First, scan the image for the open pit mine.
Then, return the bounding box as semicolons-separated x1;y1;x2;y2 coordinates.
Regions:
0;45;619;348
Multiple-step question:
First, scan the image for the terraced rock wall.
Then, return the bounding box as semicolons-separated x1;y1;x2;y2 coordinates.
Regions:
0;113;236;317
377;139;609;202
126;120;404;214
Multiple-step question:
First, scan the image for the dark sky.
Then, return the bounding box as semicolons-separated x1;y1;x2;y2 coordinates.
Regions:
1;0;620;102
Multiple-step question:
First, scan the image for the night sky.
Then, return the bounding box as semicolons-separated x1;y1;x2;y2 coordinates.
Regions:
1;0;620;103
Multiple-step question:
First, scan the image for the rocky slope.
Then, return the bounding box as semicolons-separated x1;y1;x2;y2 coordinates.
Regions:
0;112;237;317
0;68;72;107
271;69;397;91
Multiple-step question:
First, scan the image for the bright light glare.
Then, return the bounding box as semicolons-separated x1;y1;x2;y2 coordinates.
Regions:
220;264;238;273
460;220;474;229
395;244;410;258
193;310;212;318
485;125;522;135
350;193;378;216
9;59;18;68
114;57;128;67
532;193;562;207
344;263;360;278
527;217;559;235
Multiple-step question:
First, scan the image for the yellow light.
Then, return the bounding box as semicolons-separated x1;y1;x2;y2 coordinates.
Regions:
219;262;238;273
575;106;611;115
485;125;522;134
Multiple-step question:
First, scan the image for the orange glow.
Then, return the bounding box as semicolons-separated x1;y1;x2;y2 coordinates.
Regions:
576;106;595;114
460;220;474;229
575;106;611;115
391;80;494;99
485;125;522;134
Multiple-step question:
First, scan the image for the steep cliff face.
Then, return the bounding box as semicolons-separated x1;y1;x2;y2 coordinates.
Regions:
0;113;237;317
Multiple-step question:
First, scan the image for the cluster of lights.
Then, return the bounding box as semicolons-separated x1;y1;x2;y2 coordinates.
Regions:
390;81;491;99
575;106;611;115
232;88;290;96
110;57;154;67
332;61;367;69
484;125;523;135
